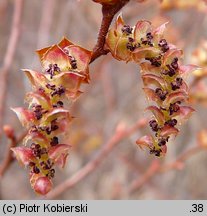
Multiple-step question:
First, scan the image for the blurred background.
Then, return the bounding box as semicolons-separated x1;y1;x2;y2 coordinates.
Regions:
1;0;207;199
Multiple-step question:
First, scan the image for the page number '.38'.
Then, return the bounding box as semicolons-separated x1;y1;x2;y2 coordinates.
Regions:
190;204;204;213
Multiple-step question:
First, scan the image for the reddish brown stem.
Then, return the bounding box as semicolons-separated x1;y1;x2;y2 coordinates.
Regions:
90;0;130;63
159;146;202;172
128;160;160;192
128;145;203;193
0;130;27;178
45;118;147;199
0;0;24;141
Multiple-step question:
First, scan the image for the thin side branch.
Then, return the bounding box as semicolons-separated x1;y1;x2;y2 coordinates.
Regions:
128;145;204;193
0;130;27;178
0;0;24;140
90;0;130;63
46;118;147;199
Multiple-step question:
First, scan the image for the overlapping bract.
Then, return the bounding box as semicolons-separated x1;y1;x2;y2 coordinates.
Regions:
106;15;197;157
11;38;92;194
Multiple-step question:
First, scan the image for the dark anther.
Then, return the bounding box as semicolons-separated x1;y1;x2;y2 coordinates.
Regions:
43;164;50;170
169;103;180;115
57;101;64;107
49;168;55;178
121;25;133;35
30;143;40;150
149;119;159;132
33;166;40;174
45;127;51;135
158;137;169;146
165;119;177;127
34;112;42;120
47;159;54;167
149;147;156;154
32;104;44;120
165;65;176;77
46;83;56;90
51;125;59;131
158;139;166;146
171;57;179;70
38;87;45;93
40;161;51;170
33;149;41;158
126;42;136;51
50;136;59;146
160;106;167;111
69;55;77;69
128;37;134;43
50;169;55;174
40;161;45;166
51;119;59;131
53;100;64;108
149;147;162;157
158;39;167;47
146;56;161;67
171;82;179;91
36;144;40;149
155;88;168;101
45;64;61;79
51;85;65;97
158;39;169;53
155;149;162;157
141;38;148;45
146;32;153;40
176;77;183;86
171;77;183;91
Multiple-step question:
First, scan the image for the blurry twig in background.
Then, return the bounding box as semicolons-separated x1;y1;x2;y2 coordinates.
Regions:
0;0;24;141
128;160;160;193
128;144;204;193
90;0;130;63
46;118;147;199
36;0;56;48
0;127;27;178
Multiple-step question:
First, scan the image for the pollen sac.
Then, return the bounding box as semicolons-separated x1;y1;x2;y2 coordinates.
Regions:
12;37;92;194
106;15;196;157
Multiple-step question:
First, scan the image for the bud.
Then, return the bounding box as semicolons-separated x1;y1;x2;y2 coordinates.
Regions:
33;176;52;195
3;125;14;139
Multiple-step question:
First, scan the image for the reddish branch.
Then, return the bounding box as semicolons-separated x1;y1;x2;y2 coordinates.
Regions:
0;130;27;178
90;0;130;63
46;118;147;199
36;0;56;47
0;0;24;140
128;145;204;192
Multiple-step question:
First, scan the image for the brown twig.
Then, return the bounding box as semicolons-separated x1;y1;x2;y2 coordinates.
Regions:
36;0;56;48
0;130;27;178
159;145;203;172
128;160;160;193
128;145;204;193
0;0;24;141
90;0;130;63
45;118;147;199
